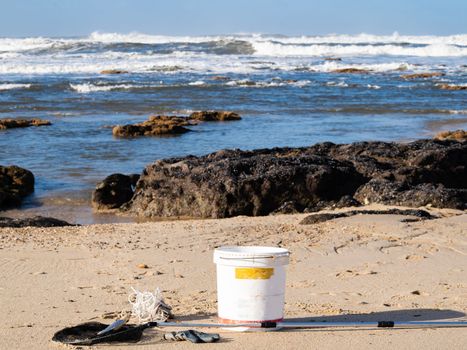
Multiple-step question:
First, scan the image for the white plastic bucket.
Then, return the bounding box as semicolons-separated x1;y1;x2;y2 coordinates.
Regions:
213;246;290;331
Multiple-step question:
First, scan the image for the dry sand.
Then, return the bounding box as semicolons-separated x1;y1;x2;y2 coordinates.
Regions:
0;204;466;349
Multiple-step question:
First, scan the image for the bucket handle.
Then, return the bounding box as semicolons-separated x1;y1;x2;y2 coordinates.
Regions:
218;253;290;260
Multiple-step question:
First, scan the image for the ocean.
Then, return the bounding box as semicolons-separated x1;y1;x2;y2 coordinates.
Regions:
0;32;466;223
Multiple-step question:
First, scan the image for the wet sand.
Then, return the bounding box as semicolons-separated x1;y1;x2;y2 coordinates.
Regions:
1;204;466;349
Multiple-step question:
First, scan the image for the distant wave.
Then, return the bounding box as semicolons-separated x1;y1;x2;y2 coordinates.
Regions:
0;83;31;91
252;42;467;57
67;31;467;47
0;32;466;57
0;32;465;76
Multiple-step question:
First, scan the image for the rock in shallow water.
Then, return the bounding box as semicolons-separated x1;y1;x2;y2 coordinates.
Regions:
331;68;371;74
0;118;51;130
188;111;241;121
435;130;466;142
401;72;444;79
437;84;467;91
112;115;191;137
95;139;466;218
92;173;140;210
0;165;34;210
112;112;241;137
100;69;129;75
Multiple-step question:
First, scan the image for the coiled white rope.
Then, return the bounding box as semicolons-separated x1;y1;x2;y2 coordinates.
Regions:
128;287;173;323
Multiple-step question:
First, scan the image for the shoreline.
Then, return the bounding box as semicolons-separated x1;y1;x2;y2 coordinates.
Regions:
1;205;466;349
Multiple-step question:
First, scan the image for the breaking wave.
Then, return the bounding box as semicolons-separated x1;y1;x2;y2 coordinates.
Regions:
0;32;466;57
0;32;465;75
0;83;32;91
69;83;147;93
251;42;467;57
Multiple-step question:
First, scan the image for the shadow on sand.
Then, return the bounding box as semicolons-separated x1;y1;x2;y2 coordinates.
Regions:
284;308;466;323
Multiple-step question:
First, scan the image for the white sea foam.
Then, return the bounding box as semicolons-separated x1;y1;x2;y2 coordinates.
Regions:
313;61;417;73
326;81;349;87
69;83;137;93
81;32;467;47
0;32;465;75
0;32;465;55
253;33;467;46
0;83;31;91
251;42;467;57
0;56;451;75
88;32;231;44
448;109;467;114
188;80;206;86
226;79;311;88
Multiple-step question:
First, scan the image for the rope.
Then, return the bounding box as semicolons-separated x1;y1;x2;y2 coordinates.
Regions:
128;287;173;323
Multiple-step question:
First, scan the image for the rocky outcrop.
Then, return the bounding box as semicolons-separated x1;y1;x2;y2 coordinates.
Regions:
112;116;192;137
100;69;129;75
188;111;241;121
110;139;466;219
0;166;34;209
331;68;371;74
435;130;466;142
0;118;51;130
211;76;231;81
92;173;139;210
113;111;241;137
437;84;467;91
122;148;366;218
0;216;74;228
401;72;444;79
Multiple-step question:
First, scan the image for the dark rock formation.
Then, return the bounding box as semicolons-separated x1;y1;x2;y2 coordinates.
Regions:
92;173;139;210
354;180;466;209
401;72;444;79
95;139;466;218
0;118;51;130
331;68;371;74
122;148;367;218
211;76;231;81
188;111;241;121
112;115;192;137
304;195;361;213
0;216;75;228
435;130;466;142
300;208;436;225
0;165;34;209
271;201;301;215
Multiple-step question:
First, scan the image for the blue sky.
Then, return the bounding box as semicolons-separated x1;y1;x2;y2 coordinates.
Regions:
0;0;465;37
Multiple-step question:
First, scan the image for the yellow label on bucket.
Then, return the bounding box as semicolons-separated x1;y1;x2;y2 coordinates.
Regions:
235;267;274;279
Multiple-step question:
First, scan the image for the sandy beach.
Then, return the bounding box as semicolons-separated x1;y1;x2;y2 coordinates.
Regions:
1;204;466;349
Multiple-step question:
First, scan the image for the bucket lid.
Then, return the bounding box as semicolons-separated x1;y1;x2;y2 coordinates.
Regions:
213;246;290;266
